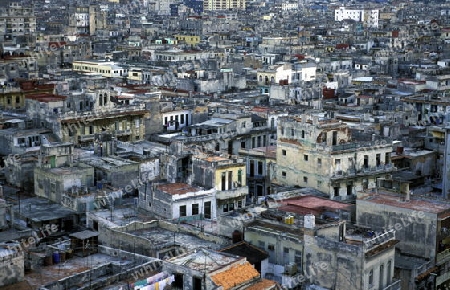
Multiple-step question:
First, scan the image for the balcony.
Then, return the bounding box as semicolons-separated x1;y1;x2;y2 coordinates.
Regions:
216;186;248;200
78;134;95;141
437;248;450;264
381;279;401;290
331;164;395;180
115;129;131;136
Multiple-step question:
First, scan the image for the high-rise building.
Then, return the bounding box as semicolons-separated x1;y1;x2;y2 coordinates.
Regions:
334;6;379;28
203;0;245;11
0;2;36;42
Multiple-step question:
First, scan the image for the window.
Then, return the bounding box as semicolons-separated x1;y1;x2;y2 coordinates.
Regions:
241;122;246;128
291;128;295;136
387;261;392;284
282;150;286;156
303;176;308;183
295;251;302;271
258;240;265;248
257;161;263;175
180;114;184;124
334;187;340;197
237;200;242;208
268;244;275;251
318;158;322;166
223;203;229;212
368;269;373;286
332;131;337;145
335;159;341;165
180;205;187;217
379;264;384;289
241;141;246;149
282;171;286;178
301;130;305;138
221;172;226;190
304;155;308;161
192;204;199;215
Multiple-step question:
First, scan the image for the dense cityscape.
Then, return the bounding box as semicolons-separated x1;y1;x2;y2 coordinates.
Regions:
0;0;448;289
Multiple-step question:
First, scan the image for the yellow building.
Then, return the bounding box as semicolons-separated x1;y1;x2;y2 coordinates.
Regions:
72;60;127;78
192;155;248;214
174;35;200;45
0;80;55;110
60;110;148;145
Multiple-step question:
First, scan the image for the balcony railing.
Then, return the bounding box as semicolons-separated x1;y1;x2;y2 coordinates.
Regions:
381;279;401;290
78;134;95;141
216;186;248;200
437;248;450;264
331;164;395;179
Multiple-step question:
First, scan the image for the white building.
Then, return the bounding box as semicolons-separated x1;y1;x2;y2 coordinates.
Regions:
140;183;217;220
281;2;298;10
335;7;379;28
162;109;192;132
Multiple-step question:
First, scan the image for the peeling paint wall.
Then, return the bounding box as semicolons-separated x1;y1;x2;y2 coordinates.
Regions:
356;199;437;260
276;116;392;198
0;252;24;287
34;164;94;204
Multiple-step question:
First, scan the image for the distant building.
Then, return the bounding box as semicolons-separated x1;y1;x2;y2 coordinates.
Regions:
184;0;204;14
203;0;246;11
0;2;36;42
335;7;379;28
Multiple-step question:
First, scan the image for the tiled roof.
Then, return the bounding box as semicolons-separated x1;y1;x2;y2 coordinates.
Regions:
211;262;259;289
245;279;278;290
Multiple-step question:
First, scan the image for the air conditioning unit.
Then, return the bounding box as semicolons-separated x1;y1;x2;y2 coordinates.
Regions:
285;263;298;275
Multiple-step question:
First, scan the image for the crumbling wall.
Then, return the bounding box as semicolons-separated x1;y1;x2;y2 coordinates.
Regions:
0;252;24;286
356;199;437;260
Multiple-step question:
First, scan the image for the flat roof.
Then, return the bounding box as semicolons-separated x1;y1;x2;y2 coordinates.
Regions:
25;93;66;103
358;191;450;214
168;248;239;272
282;195;352;211
157;183;202;195
14;197;77;222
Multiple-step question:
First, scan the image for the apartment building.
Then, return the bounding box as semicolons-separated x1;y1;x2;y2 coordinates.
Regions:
0;2;36;41
203;0;246;11
334;7;379;28
276;114;394;199
191;154;248;215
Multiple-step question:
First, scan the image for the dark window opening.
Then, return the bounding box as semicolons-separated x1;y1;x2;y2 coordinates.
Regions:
180;205;186;217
